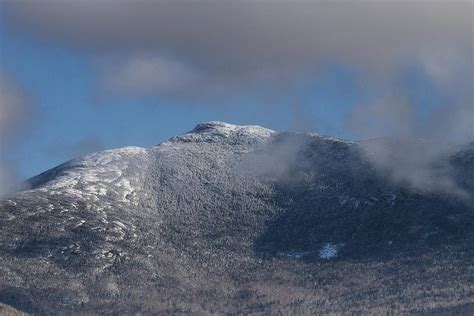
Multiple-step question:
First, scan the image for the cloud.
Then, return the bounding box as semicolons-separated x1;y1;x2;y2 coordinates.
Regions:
4;0;472;95
347;95;473;197
101;55;198;96
0;162;20;197
48;136;105;159
239;133;312;183
0;72;32;142
3;0;472;197
0;71;32;196
69;137;105;157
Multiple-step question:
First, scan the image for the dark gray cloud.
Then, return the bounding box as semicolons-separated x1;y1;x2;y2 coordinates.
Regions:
4;0;472;95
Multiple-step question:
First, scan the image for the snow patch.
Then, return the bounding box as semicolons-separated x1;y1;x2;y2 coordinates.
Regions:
74;220;86;228
319;243;339;260
115;178;134;202
277;250;310;259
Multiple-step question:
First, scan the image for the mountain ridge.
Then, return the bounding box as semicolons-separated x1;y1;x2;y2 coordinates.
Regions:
1;121;473;314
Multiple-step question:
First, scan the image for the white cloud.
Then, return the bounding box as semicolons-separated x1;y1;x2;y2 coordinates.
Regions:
102;55;198;95
347;95;473;197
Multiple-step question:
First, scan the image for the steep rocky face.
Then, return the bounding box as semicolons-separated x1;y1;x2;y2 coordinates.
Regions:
1;122;473;314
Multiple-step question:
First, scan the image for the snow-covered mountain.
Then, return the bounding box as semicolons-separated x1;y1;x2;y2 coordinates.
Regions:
1;122;473;314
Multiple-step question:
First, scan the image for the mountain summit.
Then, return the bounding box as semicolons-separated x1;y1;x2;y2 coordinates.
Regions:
1;122;473;314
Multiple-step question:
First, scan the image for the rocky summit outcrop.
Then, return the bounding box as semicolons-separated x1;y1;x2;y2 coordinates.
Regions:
1;121;473;314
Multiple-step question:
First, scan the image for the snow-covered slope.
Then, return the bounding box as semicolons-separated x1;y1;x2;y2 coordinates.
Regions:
171;121;275;143
29;147;150;203
1;121;473;314
29;121;275;190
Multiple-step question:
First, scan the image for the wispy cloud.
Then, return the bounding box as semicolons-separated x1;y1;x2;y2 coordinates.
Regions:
48;136;105;160
347;95;473;197
0;72;32;141
0;71;33;195
101;55;198;96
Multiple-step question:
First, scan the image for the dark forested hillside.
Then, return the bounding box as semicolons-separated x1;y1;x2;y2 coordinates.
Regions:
1;122;473;314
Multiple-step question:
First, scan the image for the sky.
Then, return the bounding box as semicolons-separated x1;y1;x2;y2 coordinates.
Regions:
0;0;472;194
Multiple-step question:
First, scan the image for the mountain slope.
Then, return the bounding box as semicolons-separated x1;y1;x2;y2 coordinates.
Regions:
1;121;473;314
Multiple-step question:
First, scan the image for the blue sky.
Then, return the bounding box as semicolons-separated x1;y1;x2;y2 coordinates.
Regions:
1;25;366;178
0;1;471;181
